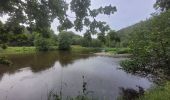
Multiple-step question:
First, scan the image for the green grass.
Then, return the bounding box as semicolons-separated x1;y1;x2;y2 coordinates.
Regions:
0;46;98;55
0;46;130;55
139;82;170;100
0;47;36;55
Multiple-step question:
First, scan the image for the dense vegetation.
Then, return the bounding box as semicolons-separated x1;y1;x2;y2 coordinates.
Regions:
139;82;170;100
119;10;170;78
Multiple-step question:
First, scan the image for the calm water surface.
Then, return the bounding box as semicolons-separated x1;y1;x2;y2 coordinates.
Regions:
0;51;153;100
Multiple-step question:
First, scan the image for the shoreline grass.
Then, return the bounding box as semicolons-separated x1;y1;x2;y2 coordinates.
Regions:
0;47;36;55
139;82;170;100
0;46;130;55
0;46;99;55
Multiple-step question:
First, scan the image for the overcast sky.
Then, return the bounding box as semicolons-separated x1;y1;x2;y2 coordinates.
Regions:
0;0;156;35
51;0;156;35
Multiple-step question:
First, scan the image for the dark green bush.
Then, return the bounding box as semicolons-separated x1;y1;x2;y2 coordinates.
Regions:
58;31;72;50
116;48;131;54
34;36;51;51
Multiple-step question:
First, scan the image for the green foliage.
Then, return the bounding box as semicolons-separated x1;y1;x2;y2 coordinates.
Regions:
0;21;9;44
154;0;170;11
34;33;53;51
81;32;92;47
97;33;106;44
116;48;131;54
0;0;116;36
90;39;102;47
70;0;116;33
120;59;142;73
120;10;170;75
58;31;72;50
106;30;120;47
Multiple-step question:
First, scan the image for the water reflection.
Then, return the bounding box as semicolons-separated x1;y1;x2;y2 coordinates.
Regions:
118;86;144;100
0;51;153;100
0;51;92;76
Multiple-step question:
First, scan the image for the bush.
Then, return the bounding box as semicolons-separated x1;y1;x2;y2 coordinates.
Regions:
58;31;72;50
81;39;90;47
116;48;131;54
34;36;51;51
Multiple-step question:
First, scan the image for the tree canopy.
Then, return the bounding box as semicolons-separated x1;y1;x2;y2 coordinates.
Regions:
154;0;170;11
0;0;116;36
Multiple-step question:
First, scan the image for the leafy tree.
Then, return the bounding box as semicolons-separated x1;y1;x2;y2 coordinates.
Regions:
121;10;170;75
0;0;116;37
97;33;106;44
154;0;170;11
58;31;72;50
81;32;92;47
91;39;102;47
34;33;52;51
106;30;120;47
0;21;9;49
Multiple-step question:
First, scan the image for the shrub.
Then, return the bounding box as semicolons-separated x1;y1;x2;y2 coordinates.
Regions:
116;48;131;54
58;31;72;50
34;36;51;51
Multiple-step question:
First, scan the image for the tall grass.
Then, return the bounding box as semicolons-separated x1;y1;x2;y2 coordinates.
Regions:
139;82;170;100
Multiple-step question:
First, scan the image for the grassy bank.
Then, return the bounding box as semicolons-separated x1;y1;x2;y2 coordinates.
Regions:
0;46;99;55
0;46;130;55
0;47;36;55
139;82;170;100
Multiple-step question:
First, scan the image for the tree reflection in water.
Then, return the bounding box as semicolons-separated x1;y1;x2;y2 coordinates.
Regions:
118;86;144;100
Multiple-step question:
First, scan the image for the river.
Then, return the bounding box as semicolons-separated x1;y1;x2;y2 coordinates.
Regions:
0;51;153;100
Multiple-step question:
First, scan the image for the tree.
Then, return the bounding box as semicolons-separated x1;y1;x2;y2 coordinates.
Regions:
121;10;170;75
81;32;92;47
34;33;52;51
106;30;120;47
0;0;116;37
91;39;102;47
0;21;9;49
97;33;106;44
154;0;170;11
58;31;72;50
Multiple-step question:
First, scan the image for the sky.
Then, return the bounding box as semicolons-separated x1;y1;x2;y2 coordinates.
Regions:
51;0;156;35
0;0;156;35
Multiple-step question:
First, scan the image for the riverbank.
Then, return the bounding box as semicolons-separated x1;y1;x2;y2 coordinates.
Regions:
94;47;131;58
0;46;98;55
139;81;170;100
95;52;131;58
0;47;36;55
